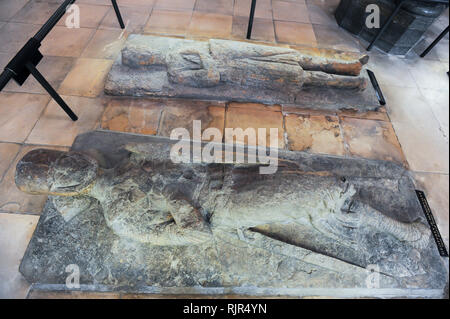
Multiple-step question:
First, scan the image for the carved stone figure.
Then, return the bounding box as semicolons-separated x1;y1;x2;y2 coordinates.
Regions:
16;132;448;296
16;146;430;249
105;36;379;111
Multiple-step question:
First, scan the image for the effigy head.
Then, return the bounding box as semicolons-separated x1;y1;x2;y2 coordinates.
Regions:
15;149;98;196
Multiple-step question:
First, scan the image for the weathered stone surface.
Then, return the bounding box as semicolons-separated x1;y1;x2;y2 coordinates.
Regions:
15;149;98;196
16;131;448;297
105;36;379;112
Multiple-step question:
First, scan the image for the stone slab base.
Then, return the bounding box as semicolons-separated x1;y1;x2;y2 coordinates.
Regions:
105;36;380;113
19;131;448;298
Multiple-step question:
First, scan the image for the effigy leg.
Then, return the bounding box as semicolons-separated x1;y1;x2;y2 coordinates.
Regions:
304;71;368;90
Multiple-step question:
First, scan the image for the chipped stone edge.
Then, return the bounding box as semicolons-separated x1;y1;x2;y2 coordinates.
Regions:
29;284;445;299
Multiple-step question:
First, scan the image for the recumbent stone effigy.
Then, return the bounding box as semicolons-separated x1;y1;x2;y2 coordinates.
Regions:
15;132;448;296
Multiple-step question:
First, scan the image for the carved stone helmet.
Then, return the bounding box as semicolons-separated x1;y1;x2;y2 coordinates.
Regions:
15;149;98;196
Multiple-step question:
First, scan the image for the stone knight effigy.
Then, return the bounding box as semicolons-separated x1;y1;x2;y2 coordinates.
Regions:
105;36;379;112
16;132;448;297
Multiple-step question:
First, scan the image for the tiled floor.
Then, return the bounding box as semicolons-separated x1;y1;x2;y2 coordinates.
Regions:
0;0;448;298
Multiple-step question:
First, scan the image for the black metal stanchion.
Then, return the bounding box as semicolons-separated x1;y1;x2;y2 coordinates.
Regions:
367;0;449;52
0;0;125;121
246;0;257;40
26;61;78;121
420;26;449;57
111;0;125;29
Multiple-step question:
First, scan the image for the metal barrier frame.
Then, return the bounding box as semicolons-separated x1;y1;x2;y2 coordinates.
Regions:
0;0;124;121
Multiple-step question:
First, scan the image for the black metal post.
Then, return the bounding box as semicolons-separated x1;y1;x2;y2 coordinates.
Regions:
0;0;124;121
34;0;76;42
367;70;386;106
26;62;78;121
246;0;257;40
0;69;14;92
367;0;407;51
111;0;125;29
420;26;449;57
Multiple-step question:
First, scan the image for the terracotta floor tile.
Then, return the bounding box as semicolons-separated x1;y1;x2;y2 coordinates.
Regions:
195;0;234;16
0;93;50;143
0;143;21;181
99;6;151;32
57;3;110;29
26;96;106;147
283;105;336;115
3;56;76;94
413;172;449;250
285;113;345;155
154;0;196;12
341;117;406;165
234;0;273;19
225;106;285;148
158;100;225;141
188;12;233;38
144;10;192;36
78;0;111;4
101;98;164;135
10;1;60;25
274;21;316;46
111;0;154;8
0;23;41;55
392;121;449;173
0;145;68;214
0;213;39;298
0;53;8;70
337;108;390;122
81;29;127;59
306;2;339;26
312;24;362;52
40;26;95;57
0;0;29;21
58;58;113;97
273;1;310;23
229;102;282;112
231;16;275;42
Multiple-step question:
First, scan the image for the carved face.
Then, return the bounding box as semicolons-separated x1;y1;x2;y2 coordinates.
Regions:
15;149;98;196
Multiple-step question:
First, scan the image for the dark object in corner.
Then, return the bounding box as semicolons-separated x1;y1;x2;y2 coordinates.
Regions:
336;0;449;55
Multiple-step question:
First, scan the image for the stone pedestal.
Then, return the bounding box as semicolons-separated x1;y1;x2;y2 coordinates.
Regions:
17;131;449;298
105;36;380;112
336;0;448;55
